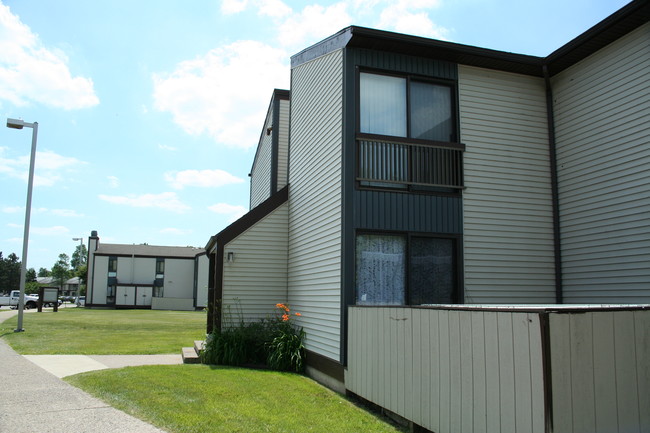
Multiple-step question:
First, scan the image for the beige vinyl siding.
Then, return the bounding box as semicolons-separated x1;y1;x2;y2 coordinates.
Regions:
288;50;343;361
250;109;274;209
221;202;288;325
195;254;209;308
277;98;290;190
552;23;650;303
346;307;545;433
163;259;195;298
459;65;555;303
91;256;109;304
132;257;155;283
550;310;650;433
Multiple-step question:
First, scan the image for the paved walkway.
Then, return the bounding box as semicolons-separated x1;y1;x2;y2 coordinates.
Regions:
0;308;178;432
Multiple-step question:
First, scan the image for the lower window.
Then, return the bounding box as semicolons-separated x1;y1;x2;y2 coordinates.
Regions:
355;233;457;305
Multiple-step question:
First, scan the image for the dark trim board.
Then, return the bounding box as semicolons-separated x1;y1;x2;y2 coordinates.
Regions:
92;253;199;261
206;185;289;250
305;349;345;383
543;65;563;304
291;2;649;78
205;185;290;332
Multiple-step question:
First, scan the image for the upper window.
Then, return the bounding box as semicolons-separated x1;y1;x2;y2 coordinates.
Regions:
108;256;118;277
359;72;455;143
357;72;463;191
156;258;165;276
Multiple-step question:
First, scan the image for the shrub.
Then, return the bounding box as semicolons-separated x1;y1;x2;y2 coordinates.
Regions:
267;323;306;373
201;302;306;373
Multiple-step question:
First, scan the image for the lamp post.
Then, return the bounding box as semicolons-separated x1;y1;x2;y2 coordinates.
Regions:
72;237;83;298
7;118;38;333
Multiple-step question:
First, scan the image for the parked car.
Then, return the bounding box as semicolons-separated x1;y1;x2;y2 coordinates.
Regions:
0;290;39;309
75;296;85;307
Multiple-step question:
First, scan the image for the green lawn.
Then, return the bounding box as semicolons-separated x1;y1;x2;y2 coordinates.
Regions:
0;308;207;354
67;364;405;433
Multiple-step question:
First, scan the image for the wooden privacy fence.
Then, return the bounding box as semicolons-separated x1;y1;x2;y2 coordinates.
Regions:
346;305;650;433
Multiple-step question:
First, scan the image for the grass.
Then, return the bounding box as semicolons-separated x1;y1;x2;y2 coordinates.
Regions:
0;308;207;354
66;364;406;433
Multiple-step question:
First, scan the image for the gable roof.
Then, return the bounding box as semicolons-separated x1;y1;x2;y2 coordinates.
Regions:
291;0;650;77
94;243;204;259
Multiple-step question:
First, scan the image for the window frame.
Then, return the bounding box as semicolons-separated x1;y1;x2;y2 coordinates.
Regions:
354;229;463;306
155;257;165;276
356;68;459;144
355;68;462;194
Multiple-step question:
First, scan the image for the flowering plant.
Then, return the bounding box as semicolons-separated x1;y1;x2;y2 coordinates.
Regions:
268;303;306;373
276;303;302;322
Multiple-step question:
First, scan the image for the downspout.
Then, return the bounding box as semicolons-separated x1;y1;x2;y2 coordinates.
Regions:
543;65;563;304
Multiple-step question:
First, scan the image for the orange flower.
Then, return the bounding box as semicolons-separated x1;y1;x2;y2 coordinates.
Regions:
282;313;290;322
295;312;302;316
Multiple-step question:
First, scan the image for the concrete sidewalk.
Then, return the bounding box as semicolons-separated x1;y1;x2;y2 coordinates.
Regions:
0;309;175;432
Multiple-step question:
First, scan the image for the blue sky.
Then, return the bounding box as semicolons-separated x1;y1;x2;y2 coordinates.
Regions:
0;0;629;271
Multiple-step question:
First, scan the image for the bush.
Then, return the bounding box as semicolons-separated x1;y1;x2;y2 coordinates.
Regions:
201;302;306;373
267;322;306;373
201;320;274;366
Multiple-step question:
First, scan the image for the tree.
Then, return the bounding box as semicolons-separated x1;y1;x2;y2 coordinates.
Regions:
51;253;71;291
0;252;21;293
71;244;88;270
37;267;51;277
75;264;88;296
26;268;36;283
25;281;41;295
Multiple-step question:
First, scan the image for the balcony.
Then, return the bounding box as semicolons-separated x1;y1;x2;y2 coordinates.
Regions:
356;134;464;190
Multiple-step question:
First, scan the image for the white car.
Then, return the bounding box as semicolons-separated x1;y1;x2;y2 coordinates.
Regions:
75;296;86;307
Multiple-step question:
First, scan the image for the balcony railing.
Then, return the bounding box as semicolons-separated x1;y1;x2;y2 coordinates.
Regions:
356;134;464;190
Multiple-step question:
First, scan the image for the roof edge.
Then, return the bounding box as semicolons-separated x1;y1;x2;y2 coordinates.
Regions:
290;1;649;76
205;185;289;252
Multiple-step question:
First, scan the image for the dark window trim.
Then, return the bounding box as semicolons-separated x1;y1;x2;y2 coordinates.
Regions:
108;256;118;273
356;67;459;142
356;132;465;151
355;67;462;194
156;257;165;275
354;229;463;306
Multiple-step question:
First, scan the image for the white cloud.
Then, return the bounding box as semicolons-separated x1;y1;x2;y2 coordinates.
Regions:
164;169;244;190
221;0;249;14
8;222;70;236
152;40;289;149
257;0;293;18
160;227;192;236
98;192;191;213
107;175;119;188
0;3;99;109
50;209;84;218
375;0;449;39
0;149;86;187
222;0;292;17
158;144;177;152
2;206;22;213
208;202;247;222
32;207;82;217
31;225;70;236
277;3;352;47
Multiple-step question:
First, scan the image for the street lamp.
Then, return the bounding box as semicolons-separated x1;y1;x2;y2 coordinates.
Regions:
72;237;83;298
7;118;38;332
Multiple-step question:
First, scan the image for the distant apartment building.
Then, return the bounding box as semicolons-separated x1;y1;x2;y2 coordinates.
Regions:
86;231;208;311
